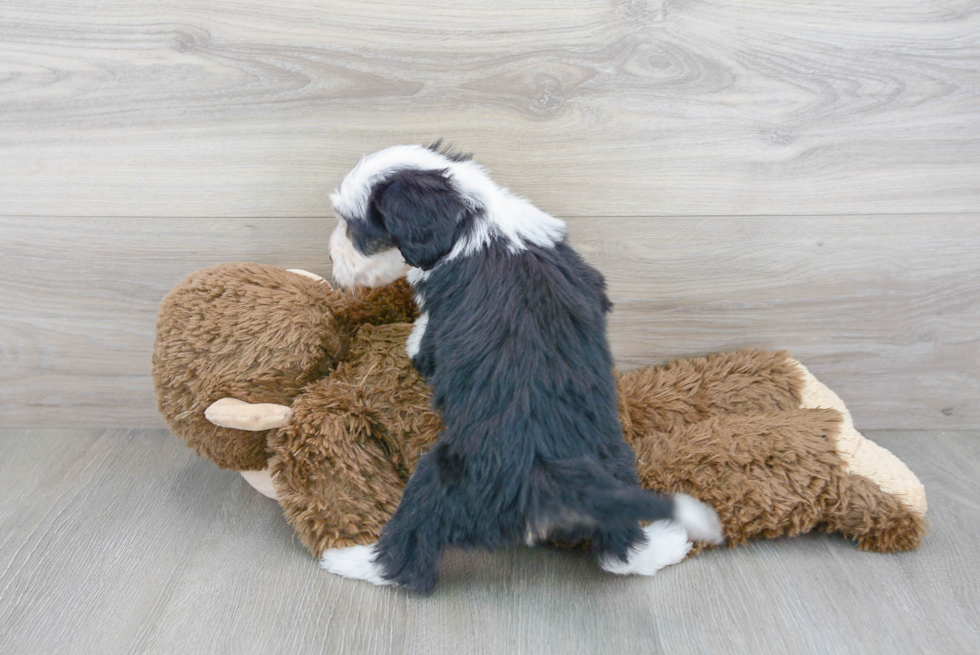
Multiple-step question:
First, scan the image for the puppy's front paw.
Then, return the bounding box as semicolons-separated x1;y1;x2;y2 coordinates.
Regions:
319;544;395;586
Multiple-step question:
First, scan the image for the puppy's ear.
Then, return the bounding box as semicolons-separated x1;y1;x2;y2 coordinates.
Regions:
374;169;469;270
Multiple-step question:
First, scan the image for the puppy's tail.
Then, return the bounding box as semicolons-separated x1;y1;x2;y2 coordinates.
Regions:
525;457;723;545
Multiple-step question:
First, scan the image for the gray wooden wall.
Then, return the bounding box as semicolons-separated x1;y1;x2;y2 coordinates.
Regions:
1;0;978;430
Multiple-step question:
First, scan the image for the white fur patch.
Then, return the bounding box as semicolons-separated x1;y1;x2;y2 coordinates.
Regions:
406;268;430;311
331;145;449;221
438;158;566;259
329;222;411;289
406;267;430;285
673;493;725;545
406;312;428;359
599;520;692;576
330;145;567;263
319;544;394;586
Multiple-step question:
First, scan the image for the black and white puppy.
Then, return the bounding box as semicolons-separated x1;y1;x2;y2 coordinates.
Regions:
322;144;722;593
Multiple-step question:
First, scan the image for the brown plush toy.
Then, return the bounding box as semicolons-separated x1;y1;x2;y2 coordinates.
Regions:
152;263;927;562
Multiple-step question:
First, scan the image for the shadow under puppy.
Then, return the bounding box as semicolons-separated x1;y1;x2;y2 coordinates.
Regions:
323;144;722;593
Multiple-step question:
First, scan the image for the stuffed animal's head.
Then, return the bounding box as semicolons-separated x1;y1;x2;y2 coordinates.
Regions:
152;263;416;471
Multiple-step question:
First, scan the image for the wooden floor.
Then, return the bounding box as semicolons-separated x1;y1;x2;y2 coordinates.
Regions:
1;429;977;655
2;0;979;431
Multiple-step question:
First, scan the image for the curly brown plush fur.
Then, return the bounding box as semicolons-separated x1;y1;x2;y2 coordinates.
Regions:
153;263;415;470
615;351;926;553
268;324;439;555
152;263;927;559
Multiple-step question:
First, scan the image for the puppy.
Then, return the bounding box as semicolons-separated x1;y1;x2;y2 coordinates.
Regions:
322;144;722;593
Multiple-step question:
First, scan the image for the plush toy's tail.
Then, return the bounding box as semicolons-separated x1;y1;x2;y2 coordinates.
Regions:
524;457;723;545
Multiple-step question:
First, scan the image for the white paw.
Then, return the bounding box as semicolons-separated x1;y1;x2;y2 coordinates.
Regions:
319;544;394;586
673;493;725;545
599;520;692;576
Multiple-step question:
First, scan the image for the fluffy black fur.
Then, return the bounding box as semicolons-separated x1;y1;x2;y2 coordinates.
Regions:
426;139;473;163
353;168;678;593
372;169;473;270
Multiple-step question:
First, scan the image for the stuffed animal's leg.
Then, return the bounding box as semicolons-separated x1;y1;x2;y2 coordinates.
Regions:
819;472;928;552
794;361;927;515
631;409;846;549
616;349;805;443
266;384;408;558
268;428;405;557
792;361;927;551
629;408;928;553
322;453;448;593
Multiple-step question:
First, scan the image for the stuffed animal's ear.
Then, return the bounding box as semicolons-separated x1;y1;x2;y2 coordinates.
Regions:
374;169;470;270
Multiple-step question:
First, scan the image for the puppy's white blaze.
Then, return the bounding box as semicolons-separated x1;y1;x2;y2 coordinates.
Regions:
329;222;410;289
332;145;449;220
331;145;566;261
599;520;692;576
319;544;394;586
406;312;428;359
446;185;566;261
673;493;725;545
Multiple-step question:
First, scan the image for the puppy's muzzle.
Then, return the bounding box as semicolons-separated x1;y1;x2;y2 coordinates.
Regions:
330;222;410;289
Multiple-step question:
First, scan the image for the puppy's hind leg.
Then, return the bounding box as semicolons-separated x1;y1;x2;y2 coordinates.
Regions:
595;521;692;576
594;494;723;576
371;512;444;594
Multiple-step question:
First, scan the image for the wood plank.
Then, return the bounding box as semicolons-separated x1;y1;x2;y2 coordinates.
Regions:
578;215;980;430
0;217;334;428
0;429;978;655
1;1;977;217
0;429;247;654
1;215;977;429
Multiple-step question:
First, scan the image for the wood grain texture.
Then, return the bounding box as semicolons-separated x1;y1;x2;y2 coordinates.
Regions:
582;215;980;430
0;429;977;655
0;217;334;428
2;215;977;429
1;0;977;217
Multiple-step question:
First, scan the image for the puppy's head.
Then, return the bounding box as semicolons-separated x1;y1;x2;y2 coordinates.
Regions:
329;144;474;289
329;143;566;289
